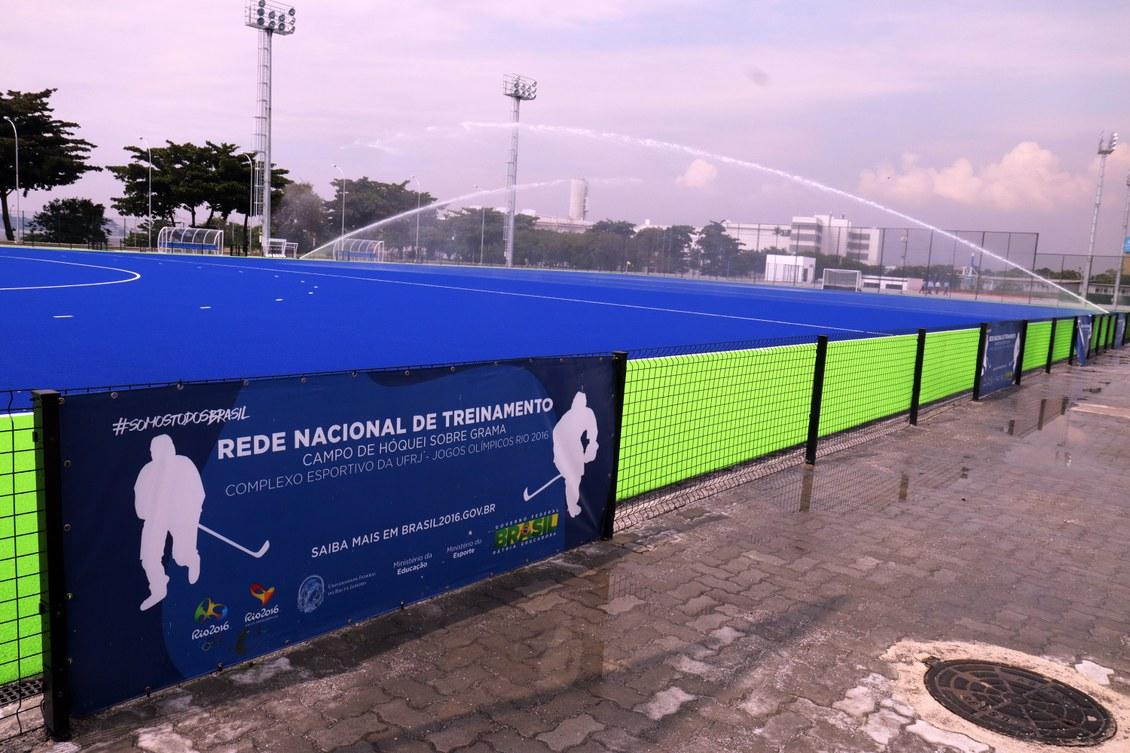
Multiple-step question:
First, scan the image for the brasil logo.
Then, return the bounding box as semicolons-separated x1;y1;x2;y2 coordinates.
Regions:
194;597;229;623
250;583;276;606
494;513;559;550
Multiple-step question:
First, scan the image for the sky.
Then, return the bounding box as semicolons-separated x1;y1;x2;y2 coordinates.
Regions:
4;0;1130;259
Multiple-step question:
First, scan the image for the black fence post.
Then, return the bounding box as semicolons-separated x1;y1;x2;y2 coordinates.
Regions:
972;323;989;400
1014;320;1028;385
1069;317;1079;365
33;390;71;741
909;328;927;426
805;336;828;465
1046;319;1057;373
601;352;628;541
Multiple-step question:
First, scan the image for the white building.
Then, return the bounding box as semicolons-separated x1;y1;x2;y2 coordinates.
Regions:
722;222;792;252
727;214;883;266
765;253;816;285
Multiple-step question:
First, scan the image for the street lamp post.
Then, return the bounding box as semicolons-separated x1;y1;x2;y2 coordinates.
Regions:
411;175;422;262
139;136;153;250
474;184;486;264
243;152;255;254
3;117;18;243
332;163;346;256
1083;131;1119;302
1114;174;1130;310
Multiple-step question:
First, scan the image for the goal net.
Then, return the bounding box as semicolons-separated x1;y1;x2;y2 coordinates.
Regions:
157;226;224;255
822;268;862;291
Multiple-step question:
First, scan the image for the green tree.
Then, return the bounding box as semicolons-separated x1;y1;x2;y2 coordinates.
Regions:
324;177;434;256
108;141;287;244
274;182;327;254
696;221;741;276
27;197;109;245
0;89;99;241
632;225;693;273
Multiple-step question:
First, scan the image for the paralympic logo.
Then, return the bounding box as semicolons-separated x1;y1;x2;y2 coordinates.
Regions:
194;597;229;623
250;583;276;606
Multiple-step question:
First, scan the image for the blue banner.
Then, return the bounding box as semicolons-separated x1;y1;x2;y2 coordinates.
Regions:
55;357;618;714
979;321;1022;396
1117;314;1126;349
1075;315;1093;365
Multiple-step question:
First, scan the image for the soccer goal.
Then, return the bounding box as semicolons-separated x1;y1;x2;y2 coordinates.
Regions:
157;226;224;255
822;268;862;291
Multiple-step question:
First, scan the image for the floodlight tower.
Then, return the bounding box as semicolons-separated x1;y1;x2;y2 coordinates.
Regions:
1082;131;1118;301
501;74;537;267
1114;173;1130;309
245;0;297;254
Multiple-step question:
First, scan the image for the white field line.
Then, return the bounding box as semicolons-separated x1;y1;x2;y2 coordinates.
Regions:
0;254;141;291
143;256;888;336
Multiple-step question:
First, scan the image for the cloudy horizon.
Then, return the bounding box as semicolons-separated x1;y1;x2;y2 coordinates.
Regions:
3;0;1129;257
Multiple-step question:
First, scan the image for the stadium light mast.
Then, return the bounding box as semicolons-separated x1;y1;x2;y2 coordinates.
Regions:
3;117;18;243
138;135;152;250
1083;131;1118;302
1114;173;1130;310
501;74;537;267
245;0;296;255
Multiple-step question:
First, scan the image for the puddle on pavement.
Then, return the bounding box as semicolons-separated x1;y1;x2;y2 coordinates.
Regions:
1003;396;1070;439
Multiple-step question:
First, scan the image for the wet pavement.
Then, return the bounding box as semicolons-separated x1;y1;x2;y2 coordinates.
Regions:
24;349;1130;753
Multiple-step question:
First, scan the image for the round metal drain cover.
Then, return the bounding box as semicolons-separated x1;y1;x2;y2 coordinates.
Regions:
924;659;1116;747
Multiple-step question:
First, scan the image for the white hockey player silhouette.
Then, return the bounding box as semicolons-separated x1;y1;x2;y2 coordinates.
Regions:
134;434;205;611
552;392;599;518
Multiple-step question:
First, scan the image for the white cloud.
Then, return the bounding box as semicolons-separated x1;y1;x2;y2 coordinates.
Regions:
858;142;1092;212
676;159;718;189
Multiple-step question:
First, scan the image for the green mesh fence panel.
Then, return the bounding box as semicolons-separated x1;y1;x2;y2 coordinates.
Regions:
1052;317;1074;362
1022;321;1052;373
0;412;43;685
616;344;816;501
919;328;980;405
818;335;918;436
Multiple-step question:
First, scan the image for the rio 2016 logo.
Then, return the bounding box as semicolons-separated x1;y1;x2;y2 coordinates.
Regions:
250;583;276;606
194;597;229;623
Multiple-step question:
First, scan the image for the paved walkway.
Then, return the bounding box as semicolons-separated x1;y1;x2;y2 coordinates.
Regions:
35;350;1130;753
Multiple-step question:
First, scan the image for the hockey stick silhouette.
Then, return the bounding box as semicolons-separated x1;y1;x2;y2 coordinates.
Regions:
522;474;563;502
199;524;270;558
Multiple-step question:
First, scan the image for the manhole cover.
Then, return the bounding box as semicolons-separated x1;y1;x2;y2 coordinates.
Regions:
924;659;1116;747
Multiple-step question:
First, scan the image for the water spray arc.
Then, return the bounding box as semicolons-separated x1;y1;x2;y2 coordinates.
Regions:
303;179;576;261
501;75;537;267
245;0;297;255
461;121;1106;313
